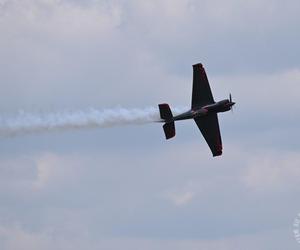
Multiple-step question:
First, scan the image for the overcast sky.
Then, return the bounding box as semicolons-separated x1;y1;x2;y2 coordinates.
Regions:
0;0;300;249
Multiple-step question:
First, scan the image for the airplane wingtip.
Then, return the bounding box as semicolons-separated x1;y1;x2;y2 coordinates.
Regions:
193;63;203;68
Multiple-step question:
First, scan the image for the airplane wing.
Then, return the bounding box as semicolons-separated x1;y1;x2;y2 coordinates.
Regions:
194;114;222;157
192;63;215;108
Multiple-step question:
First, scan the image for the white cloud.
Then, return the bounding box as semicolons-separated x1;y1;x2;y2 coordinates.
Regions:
33;153;62;189
0;225;50;250
213;68;300;113
166;190;195;206
0;224;296;250
0;142;299;248
242;151;300;192
0;0;299;249
0;152;83;191
0;0;122;38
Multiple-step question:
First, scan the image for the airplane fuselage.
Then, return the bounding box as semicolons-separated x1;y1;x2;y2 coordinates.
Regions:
171;99;235;122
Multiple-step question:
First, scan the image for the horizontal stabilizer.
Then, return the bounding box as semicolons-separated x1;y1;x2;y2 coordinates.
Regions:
163;122;175;140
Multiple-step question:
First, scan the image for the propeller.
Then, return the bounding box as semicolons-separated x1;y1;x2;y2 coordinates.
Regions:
229;93;234;113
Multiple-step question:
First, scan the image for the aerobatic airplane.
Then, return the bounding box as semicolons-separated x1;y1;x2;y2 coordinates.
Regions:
158;63;235;157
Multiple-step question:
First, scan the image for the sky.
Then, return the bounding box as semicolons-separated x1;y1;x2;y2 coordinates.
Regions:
0;0;300;249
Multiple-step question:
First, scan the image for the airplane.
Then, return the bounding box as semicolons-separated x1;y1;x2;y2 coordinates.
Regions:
158;63;235;157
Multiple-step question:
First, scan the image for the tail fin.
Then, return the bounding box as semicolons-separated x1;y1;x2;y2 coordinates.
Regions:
163;122;175;139
158;103;175;140
158;103;173;121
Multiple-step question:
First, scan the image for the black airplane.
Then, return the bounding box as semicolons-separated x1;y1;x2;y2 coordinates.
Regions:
158;63;235;157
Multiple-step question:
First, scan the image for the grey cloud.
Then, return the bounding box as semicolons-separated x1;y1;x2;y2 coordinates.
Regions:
0;0;300;249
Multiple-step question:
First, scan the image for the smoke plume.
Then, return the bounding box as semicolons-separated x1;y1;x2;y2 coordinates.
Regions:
0;107;187;137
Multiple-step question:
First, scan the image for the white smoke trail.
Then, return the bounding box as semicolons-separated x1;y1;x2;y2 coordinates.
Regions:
0;106;188;137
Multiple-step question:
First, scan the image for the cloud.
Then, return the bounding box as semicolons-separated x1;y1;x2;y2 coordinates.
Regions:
0;225;48;250
165;190;195;206
33;153;63;189
0;141;299;247
213;68;300;113
242;151;300;192
0;0;124;111
1;0;300;112
0;0;122;37
0;0;300;249
0;224;296;250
